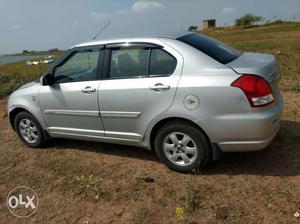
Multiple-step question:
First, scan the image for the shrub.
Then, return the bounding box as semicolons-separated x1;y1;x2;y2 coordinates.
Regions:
235;13;262;28
188;25;198;31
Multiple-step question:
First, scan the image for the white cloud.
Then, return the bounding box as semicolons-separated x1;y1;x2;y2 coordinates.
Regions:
131;1;164;13
222;7;237;16
90;1;164;22
11;25;21;30
91;9;127;20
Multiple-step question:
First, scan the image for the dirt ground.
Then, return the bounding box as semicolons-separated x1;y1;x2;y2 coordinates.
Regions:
0;91;299;224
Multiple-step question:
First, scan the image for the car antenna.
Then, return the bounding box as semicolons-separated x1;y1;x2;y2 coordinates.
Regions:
92;20;111;40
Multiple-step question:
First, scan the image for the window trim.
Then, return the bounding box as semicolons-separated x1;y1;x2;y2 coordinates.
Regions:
47;45;104;84
105;42;162;49
102;42;177;80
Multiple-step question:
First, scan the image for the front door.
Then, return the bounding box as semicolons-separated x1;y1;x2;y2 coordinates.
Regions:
39;48;105;138
98;43;183;141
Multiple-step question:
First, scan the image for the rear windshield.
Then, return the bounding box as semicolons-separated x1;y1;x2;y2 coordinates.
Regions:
178;33;242;64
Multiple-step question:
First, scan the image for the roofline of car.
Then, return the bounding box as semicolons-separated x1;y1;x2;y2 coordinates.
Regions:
71;32;193;49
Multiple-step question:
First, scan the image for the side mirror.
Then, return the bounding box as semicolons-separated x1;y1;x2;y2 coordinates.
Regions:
40;73;54;86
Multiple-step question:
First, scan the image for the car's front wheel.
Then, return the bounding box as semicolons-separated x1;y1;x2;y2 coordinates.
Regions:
154;122;210;172
14;112;46;148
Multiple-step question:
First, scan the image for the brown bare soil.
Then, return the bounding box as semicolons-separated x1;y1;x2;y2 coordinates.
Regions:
0;91;299;224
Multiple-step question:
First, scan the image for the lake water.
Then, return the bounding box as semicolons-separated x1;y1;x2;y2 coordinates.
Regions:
0;55;48;65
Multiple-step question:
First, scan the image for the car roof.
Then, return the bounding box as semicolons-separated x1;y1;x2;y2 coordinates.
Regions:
72;31;192;48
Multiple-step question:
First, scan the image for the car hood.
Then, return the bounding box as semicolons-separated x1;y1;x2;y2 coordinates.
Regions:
19;80;40;90
226;52;280;83
9;80;41;100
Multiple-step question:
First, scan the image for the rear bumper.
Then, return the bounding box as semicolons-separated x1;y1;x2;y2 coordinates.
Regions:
217;123;280;152
198;95;283;152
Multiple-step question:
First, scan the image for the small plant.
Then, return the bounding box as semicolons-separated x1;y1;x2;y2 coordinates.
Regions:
0;72;10;83
75;174;93;189
290;84;300;92
74;174;106;200
175;207;185;222
185;182;201;213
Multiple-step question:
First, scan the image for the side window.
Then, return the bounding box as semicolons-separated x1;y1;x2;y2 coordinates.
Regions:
149;49;177;76
54;49;100;83
110;47;148;79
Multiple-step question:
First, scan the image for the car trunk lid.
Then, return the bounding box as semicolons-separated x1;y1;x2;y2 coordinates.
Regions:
226;52;280;83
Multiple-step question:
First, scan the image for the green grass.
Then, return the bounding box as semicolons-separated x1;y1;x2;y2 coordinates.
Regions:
200;22;300;91
290;83;300;92
0;56;60;97
0;60;49;96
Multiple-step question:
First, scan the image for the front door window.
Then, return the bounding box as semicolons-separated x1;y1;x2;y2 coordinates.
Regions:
54;50;100;83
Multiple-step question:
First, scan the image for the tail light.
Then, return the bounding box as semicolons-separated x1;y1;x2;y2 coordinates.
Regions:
231;74;274;107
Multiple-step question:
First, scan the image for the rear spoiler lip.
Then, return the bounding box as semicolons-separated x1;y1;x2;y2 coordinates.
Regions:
225;52;280;83
227;66;281;83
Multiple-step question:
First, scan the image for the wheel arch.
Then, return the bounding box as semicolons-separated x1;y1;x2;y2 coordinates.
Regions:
9;107;45;131
9;108;29;131
149;117;212;151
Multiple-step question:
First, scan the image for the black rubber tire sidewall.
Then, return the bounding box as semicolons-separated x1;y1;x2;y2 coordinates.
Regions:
14;112;45;148
154;122;210;173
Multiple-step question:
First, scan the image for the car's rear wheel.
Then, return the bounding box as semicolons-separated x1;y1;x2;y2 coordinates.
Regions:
154;122;210;172
14;112;46;148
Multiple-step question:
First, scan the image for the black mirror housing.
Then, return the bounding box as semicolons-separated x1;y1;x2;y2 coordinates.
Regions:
41;73;54;86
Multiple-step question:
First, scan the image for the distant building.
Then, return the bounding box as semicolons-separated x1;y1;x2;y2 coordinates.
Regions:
203;19;216;29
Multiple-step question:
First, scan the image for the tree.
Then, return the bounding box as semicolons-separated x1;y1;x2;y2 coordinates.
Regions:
188;25;198;31
235;13;262;28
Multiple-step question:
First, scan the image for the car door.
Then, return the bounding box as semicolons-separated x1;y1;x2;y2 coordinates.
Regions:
98;42;183;141
39;46;105;138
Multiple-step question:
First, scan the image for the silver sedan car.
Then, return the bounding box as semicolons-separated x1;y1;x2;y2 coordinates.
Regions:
7;32;283;172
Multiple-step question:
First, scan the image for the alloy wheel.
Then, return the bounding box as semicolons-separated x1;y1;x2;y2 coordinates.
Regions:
163;132;198;167
18;118;39;144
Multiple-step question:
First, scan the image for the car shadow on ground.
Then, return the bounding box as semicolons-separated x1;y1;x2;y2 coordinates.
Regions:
49;137;159;162
49;120;300;177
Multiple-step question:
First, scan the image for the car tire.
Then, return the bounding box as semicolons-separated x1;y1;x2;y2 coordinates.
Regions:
14;112;46;148
154;122;210;173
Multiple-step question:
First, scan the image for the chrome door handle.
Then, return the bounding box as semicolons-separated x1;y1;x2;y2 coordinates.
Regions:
81;86;96;94
149;83;170;91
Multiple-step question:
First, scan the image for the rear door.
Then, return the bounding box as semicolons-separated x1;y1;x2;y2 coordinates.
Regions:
98;42;183;141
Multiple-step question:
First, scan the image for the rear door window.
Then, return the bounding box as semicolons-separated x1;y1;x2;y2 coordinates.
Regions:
107;45;177;79
149;49;177;77
110;47;148;79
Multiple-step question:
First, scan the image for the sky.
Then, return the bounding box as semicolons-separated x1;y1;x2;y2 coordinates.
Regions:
0;0;300;54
